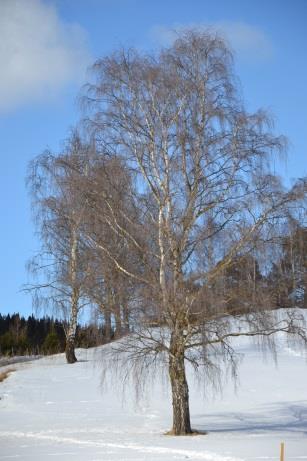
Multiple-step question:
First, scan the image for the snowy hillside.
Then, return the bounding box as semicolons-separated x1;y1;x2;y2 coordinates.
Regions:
1;334;307;461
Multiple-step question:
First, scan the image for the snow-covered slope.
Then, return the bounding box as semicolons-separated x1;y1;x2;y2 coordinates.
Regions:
0;335;307;461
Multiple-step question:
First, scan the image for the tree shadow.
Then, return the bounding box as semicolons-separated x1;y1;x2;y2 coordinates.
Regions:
193;400;307;435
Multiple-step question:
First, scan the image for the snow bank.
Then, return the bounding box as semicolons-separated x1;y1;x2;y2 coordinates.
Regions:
0;331;307;460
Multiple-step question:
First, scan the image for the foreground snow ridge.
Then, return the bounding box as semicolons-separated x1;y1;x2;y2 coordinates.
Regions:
0;336;307;461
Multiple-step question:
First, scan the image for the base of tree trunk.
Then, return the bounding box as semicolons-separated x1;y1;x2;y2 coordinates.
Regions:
165;429;207;436
65;340;77;364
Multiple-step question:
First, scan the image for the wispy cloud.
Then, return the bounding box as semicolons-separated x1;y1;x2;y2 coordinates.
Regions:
0;0;91;113
150;21;273;61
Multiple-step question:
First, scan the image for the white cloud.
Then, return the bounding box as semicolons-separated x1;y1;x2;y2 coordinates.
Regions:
0;0;91;113
216;21;273;59
150;21;273;61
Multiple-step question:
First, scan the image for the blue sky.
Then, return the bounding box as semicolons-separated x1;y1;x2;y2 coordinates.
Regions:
0;0;306;317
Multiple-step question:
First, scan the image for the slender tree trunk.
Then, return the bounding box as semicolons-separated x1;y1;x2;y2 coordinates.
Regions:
65;292;78;364
122;303;130;334
114;304;122;338
168;331;192;435
104;306;112;341
66;228;79;364
65;331;77;364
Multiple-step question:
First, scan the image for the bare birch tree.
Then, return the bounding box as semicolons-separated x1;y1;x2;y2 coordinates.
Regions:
82;30;307;434
27;132;92;363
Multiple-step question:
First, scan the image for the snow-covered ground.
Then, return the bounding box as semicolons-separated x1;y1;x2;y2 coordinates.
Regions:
1;335;307;461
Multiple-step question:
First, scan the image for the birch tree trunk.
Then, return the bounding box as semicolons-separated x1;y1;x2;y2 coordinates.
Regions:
66;227;79;364
122;302;130;334
65;295;78;363
103;305;112;342
168;331;192;435
114;304;122;338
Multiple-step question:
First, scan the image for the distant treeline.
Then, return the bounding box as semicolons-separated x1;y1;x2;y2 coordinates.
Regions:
0;313;108;357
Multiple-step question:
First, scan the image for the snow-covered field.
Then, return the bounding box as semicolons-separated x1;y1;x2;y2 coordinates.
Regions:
1;335;307;461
